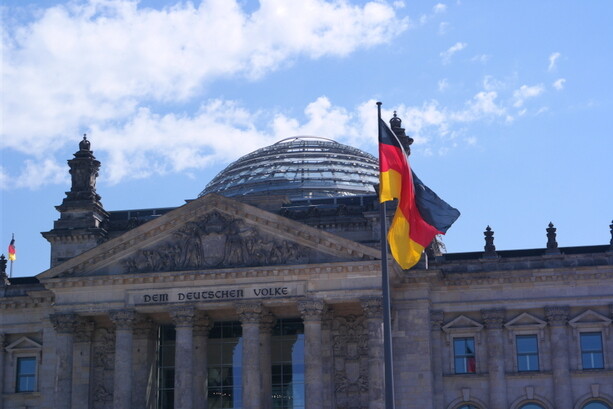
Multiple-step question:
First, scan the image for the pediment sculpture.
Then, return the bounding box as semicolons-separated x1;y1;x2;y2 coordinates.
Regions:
123;211;310;273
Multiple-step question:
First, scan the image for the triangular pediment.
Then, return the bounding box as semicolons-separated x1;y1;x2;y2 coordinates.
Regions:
504;312;547;330
569;309;612;328
38;194;379;279
5;336;42;353
442;315;483;333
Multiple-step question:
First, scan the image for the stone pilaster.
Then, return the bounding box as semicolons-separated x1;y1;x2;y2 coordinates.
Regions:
259;313;275;409
193;312;212;409
361;297;384;409
429;310;444;409
50;312;78;409
237;302;263;409
170;306;196;409
545;306;573;409
481;308;507;409
109;309;136;409
72;318;94;409
133;316;156;409
298;298;325;409
0;333;5;409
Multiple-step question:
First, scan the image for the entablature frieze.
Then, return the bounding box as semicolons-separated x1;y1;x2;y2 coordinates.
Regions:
40;260;381;289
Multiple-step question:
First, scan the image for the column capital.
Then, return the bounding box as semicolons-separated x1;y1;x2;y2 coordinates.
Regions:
50;312;79;334
298;298;325;322
193;311;212;336
170;306;196;327
133;316;156;339
74;318;95;342
109;309;137;330
430;310;444;331
236;301;263;324
260;312;276;333
545;305;570;326
481;308;505;329
361;297;383;319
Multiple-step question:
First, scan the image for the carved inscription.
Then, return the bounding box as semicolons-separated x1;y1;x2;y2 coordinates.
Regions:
123;211;310;273
128;283;303;305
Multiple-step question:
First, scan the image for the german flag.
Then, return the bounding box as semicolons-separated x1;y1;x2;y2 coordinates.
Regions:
379;118;459;269
8;237;16;261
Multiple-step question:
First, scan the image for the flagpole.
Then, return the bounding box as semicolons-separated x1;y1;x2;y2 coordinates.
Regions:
377;101;396;409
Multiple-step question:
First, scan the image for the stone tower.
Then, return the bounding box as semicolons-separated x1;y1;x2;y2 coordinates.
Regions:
42;135;109;267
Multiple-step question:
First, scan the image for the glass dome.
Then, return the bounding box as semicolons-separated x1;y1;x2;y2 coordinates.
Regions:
199;137;379;200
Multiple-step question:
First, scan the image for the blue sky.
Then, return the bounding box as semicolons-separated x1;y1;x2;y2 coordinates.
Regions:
1;0;612;277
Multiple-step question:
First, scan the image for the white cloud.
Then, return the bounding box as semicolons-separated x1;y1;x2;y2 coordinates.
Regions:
548;52;561;71
433;3;447;13
471;54;489;64
513;84;545;108
440;42;466;64
438;21;450;35
553;78;566;90
438;78;449;92
1;0;407;155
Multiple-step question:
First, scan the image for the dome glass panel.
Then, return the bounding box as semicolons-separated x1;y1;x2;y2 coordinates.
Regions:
199;137;379;200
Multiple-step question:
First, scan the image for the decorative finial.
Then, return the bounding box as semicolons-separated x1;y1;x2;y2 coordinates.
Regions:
0;254;6;274
609;220;612;250
79;134;91;151
389;111;414;155
483;225;497;258
546;222;560;254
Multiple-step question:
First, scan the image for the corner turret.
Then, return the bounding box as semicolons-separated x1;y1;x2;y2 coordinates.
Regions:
42;135;109;267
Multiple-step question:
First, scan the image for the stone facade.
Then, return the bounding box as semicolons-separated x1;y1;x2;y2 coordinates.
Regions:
1;140;612;409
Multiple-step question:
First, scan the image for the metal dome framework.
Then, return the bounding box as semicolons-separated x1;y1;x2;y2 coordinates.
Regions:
199;137;379;200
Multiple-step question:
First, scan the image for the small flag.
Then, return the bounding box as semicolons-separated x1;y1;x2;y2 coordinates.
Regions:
8;237;16;261
379;118;459;269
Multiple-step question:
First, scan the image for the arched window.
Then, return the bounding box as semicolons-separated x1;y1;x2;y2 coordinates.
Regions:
458;405;479;409
519;404;545;409
583;401;612;409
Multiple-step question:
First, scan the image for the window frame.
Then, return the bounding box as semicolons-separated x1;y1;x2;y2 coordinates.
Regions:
5;336;42;394
515;334;540;372
453;337;477;374
15;356;37;393
579;332;605;370
442;315;483;375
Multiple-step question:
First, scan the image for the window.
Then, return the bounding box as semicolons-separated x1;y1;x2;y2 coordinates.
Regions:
519;404;545;409
583;402;612;409
272;319;305;409
458;406;479;409
157;325;176;409
516;335;539;371
453;337;476;374
208;321;243;409
16;357;37;392
580;332;604;369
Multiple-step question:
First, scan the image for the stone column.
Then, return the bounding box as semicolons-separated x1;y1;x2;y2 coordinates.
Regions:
132;317;156;409
237;302;263;409
545;306;573;409
362;297;385;409
260;313;275;409
109;309;136;409
193;312;211;409
50;312;78;409
321;309;335;409
72;318;94;409
481;308;507;409
429;311;444;409
170;306;196;409
298;299;325;409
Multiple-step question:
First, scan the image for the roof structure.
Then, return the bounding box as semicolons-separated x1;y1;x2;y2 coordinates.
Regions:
199;137;379;200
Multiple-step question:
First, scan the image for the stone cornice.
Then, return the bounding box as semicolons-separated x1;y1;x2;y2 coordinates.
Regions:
0;293;54;310
39;260;381;289
401;265;613;286
38;194;379;280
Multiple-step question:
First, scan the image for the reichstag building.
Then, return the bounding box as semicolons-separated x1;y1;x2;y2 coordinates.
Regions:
1;117;612;409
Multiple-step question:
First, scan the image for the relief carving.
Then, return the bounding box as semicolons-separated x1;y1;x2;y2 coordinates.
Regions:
123;211;310;273
332;315;369;409
92;327;115;409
